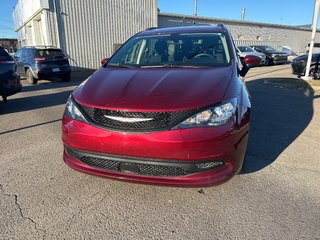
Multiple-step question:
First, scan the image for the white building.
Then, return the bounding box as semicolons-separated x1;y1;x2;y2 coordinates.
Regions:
13;0;158;70
158;13;320;54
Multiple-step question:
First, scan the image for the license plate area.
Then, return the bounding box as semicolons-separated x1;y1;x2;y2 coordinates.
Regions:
52;68;60;72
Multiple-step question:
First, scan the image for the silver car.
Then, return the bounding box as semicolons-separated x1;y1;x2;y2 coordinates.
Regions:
236;46;266;65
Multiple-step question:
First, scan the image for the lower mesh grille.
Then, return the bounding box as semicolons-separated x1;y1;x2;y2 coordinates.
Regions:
136;164;187;177
67;148;225;178
80;155;188;177
68;148;189;177
80;156;119;172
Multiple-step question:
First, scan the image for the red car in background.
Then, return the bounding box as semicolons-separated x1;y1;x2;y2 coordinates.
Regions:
62;25;260;187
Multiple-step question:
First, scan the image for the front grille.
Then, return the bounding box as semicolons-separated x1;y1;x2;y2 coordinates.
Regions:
79;104;197;132
67;147;225;178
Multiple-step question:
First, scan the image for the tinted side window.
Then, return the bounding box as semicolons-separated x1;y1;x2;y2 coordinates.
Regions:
0;47;12;60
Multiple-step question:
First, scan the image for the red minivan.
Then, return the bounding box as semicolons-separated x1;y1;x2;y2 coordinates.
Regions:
62;25;260;187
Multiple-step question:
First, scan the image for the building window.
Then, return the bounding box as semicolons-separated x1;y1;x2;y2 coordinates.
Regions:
256;36;262;40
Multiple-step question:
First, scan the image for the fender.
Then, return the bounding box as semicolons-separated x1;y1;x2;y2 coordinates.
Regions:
23;65;37;78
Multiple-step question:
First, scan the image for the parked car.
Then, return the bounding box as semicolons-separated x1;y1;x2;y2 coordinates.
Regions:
250;45;288;65
0;46;22;103
14;47;71;84
305;43;320;54
236;46;266;65
62;25;261;187
291;53;320;79
281;46;293;56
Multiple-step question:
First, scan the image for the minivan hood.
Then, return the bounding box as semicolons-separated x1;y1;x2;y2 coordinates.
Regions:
73;67;233;111
293;53;320;61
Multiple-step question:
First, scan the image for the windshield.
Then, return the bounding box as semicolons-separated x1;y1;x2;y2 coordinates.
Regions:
264;46;278;52
238;46;254;52
107;32;231;68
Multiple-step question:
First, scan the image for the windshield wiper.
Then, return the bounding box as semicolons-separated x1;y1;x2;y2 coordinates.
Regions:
141;64;200;68
107;64;139;68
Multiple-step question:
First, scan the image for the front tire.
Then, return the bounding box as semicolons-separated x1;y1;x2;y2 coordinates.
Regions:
309;65;320;80
265;57;273;66
26;69;38;85
1;93;7;103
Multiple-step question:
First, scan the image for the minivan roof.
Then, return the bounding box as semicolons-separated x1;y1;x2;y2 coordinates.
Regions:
138;25;228;36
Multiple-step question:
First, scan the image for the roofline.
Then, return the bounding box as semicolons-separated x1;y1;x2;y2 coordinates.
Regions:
0;38;18;41
22;46;60;49
158;12;318;32
139;25;229;36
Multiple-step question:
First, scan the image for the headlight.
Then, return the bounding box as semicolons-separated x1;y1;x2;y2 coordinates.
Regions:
64;95;88;123
271;54;276;57
175;99;237;129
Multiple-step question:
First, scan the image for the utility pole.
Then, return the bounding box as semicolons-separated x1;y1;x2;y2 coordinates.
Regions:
194;0;197;16
241;8;246;21
302;0;320;80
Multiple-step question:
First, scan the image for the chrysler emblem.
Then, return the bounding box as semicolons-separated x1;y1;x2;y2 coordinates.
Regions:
104;115;154;123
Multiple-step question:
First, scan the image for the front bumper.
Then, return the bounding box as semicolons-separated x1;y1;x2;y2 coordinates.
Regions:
35;67;71;79
291;62;305;76
62;116;249;187
272;56;288;64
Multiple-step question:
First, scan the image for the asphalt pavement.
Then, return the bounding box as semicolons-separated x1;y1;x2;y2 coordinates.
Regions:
0;65;319;240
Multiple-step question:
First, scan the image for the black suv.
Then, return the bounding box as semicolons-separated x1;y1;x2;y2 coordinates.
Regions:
250;45;287;66
292;53;320;79
14;47;71;84
0;46;21;102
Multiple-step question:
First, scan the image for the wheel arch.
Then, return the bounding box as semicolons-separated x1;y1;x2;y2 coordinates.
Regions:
24;65;36;77
304;63;320;79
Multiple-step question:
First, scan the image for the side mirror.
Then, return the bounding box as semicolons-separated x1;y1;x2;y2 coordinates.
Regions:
239;55;261;77
101;58;109;65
